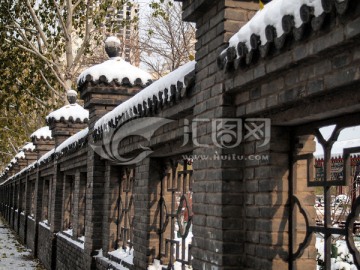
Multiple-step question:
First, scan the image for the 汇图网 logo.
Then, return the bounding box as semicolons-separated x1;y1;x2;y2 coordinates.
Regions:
90;117;271;165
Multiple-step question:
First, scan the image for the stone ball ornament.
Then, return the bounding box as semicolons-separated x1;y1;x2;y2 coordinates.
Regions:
105;36;121;58
67;89;77;104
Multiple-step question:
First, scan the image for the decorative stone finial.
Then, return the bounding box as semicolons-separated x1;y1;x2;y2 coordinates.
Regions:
67;90;77;104
105;36;121;58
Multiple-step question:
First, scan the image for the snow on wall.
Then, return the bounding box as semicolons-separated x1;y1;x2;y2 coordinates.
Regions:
108;248;134;265
30;126;53;140
37;148;55;165
15;151;25;160
55;127;88;154
1;128;87;183
225;0;324;56
77;57;152;86
46;103;89;123
94;61;196;131
22;142;36;152
57;232;84;250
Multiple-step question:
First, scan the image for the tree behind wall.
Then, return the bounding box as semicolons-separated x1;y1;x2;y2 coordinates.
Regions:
0;0;137;169
140;0;196;79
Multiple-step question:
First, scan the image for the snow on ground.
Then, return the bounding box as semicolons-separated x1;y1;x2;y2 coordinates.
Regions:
316;236;360;270
0;217;45;269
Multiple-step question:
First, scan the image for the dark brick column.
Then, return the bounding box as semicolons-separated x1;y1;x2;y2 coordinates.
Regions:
78;42;148;269
84;147;106;269
50;163;64;232
33;168;44;257
242;127;291;269
32;137;55;159
180;1;259;269
132;157;162;269
47;91;88;148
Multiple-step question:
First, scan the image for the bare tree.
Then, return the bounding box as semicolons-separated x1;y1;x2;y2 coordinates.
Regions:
140;0;196;79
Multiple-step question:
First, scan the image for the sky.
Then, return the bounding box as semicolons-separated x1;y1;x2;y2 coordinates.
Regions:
314;125;360;157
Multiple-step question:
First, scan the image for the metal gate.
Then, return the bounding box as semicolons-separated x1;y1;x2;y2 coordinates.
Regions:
290;114;360;270
156;157;193;270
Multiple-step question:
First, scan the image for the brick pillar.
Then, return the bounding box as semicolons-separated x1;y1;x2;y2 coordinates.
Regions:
77;37;150;269
132;157;162;269
84;148;106;269
47;91;88;148
22;143;38;166
179;1;259;269
17;153;28;171
50;163;64;232
32;137;55;159
33;169;44;257
242;127;291;269
11;182;16;227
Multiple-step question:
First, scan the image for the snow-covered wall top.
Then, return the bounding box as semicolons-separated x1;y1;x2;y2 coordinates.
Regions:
30;126;53;140
10;158;17;165
94;61;196;133
227;0;323;51
15;151;25;160
55;127;88;156
46;103;89;123
38;148;55;165
0;127;89;182
217;0;350;70
0;127;88;181
22;142;36;152
77;57;153;88
0;161;37;186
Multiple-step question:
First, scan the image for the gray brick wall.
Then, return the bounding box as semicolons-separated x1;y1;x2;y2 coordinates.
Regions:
56;234;86;270
37;224;55;270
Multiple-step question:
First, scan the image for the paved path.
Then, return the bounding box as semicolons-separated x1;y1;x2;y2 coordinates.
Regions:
0;217;44;270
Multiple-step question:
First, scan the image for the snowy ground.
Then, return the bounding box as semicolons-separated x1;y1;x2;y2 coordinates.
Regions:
0;217;44;270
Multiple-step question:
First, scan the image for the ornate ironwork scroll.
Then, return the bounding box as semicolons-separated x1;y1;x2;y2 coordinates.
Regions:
157;158;193;270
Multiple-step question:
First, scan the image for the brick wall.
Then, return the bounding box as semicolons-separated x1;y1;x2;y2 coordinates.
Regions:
19;213;26;242
56;234;86;270
26;217;36;252
38;224;55;270
187;1;259;269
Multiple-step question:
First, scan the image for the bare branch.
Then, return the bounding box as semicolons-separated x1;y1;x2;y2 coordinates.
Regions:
39;70;62;98
73;0;83;10
53;0;71;41
72;0;94;67
25;0;48;46
8;138;18;154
